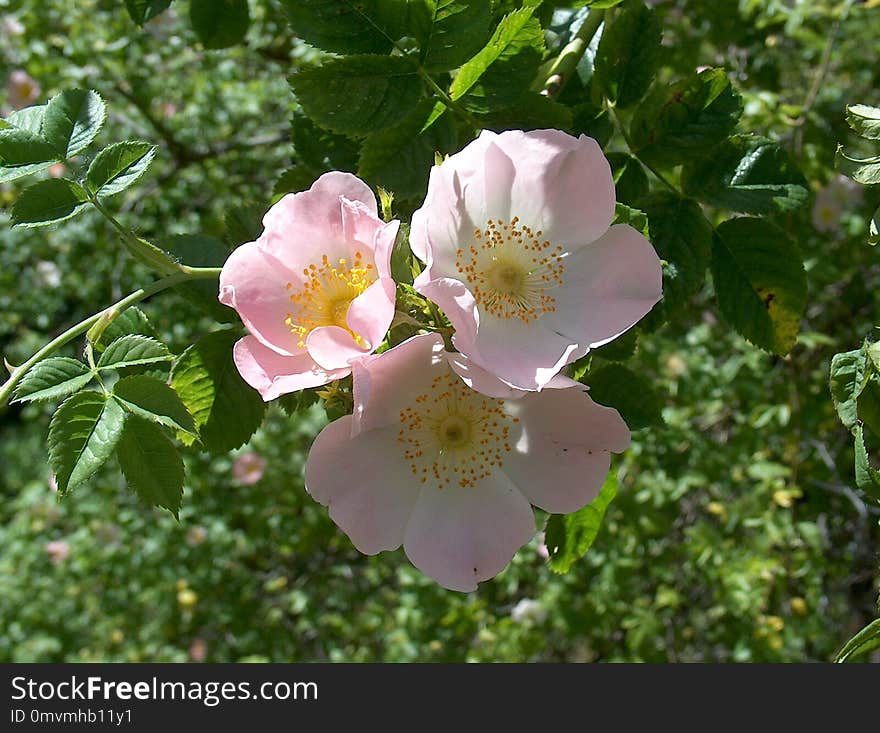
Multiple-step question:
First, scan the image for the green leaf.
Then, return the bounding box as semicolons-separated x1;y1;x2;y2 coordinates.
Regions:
12;358;94;403
48;391;126;493
280;0;402;55
449;6;544;113
6;105;48;133
171;330;266;453
631;68;743;167
478;92;574;133
117;416;185;516
274;166;318;198
582;364;663;430
711;218;807;355
290;55;423;136
829;347;868;433
853;425;880;503
594;0;661;109
224;202;266;247
11;178;89;228
682;135;808;214
836;617;880;663
41;89;106;158
390;223;414;285
612;202;648;238
421;1;491;71
546;469;618;574
96;335;172;371
0;127;59;168
160;234;236;322
608;153;648;205
359;100;456;200
94;307;156;351
291;112;361;174
113;374;197;435
591;327;638;362
190;0;250;49
640;193;713;315
837;149;880;186
124;0;173;25
86;141;157;196
846;104;880;140
0;161;60;184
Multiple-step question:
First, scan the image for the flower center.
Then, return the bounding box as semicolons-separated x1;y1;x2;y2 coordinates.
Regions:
397;373;519;489
456;217;566;324
284;252;375;348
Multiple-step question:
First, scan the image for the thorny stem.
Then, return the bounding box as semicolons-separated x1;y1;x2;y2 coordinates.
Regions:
540;10;605;99
0;268;221;409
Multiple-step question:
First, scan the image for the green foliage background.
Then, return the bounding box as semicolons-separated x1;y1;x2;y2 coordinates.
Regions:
1;0;879;661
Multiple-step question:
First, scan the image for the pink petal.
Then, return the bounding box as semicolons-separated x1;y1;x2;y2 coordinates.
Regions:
492;130;615;247
260;172;379;267
455;313;587;392
403;471;536;592
351;333;447;435
312;171;378;214
372;220;400;280
219;242;301;356
502;387;630;513
412;275;479;348
306;326;365;371
346;277;396;351
460;139;516;228
305;416;419;554
547;224;663;347
446;351;527;399
340;197;384;253
233;336;349;401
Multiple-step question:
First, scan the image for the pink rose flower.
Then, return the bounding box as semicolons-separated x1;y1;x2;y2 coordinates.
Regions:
305;333;629;592
233;451;266;485
6;70;40;110
219;172;399;399
410;129;662;391
45;540;70;565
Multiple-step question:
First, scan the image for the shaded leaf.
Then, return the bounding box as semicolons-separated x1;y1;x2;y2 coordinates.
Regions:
594;0;661;109
280;0;403;55
682;135;808;214
581;363;664;430
359;99;456;200
290;55;423;136
711;218;806;354
113;374;197;435
450;5;544;113
421;0;491;71
117;416;185;516
190;0;250;49
846;104;880;140
125;0;173;25
640;193;713;315
11;178;89;228
631;68;743;167
0;127;59;167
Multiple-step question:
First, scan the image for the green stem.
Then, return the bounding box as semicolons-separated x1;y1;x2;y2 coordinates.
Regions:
608;106;679;194
541;10;605;98
0;268;220;409
416;64;483;130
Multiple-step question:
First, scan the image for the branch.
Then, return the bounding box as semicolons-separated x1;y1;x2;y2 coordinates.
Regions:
0;267;221;409
541;10;605;99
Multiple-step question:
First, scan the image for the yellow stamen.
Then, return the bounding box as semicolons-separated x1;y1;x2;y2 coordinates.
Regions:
283;251;375;347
